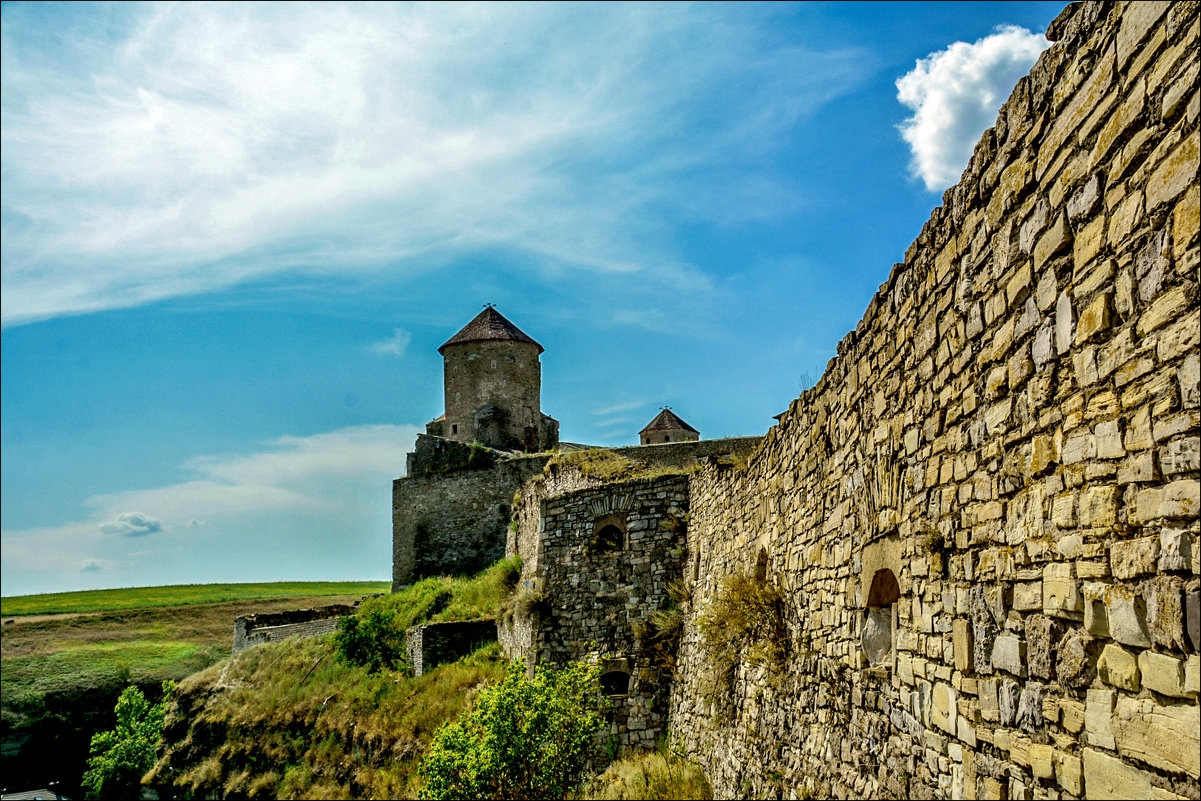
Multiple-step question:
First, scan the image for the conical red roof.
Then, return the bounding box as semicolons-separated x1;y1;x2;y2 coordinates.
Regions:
640;408;699;434
439;307;543;354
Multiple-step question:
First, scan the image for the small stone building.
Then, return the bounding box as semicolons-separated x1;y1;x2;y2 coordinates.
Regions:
639;408;700;445
424;306;559;452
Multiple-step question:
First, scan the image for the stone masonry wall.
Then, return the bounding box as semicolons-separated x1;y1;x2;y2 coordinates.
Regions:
405;620;497;677
232;605;355;653
394;436;761;589
501;473;691;753
669;3;1199;799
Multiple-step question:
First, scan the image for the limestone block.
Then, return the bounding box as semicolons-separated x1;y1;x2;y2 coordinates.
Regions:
1080;485;1119;527
1062;433;1095;465
1098;643;1141;691
992;633;1026;677
1135;479;1201;521
1083;748;1184;800
1094;419;1125;459
1086;688;1117;753
1138;651;1188;698
998;678;1020;727
1013;581;1042;611
1145;129;1199;212
1025;614;1061;680
1110;536;1159;579
1106;586;1152;648
1158;527;1194;571
1053;751;1083;796
1112;694;1201;776
1137;285;1191;337
1051;493;1077;528
1055;291;1073;355
979;677;999;722
1074;291;1113;345
1035;213;1072;269
1016;683;1044;732
952;618;972;673
1187;655;1200;697
1147;575;1187;651
971;586;1000;675
1161;436;1200;476
1043;562;1082;618
931;682;957;736
983;399;1012;437
1117;451;1157;484
1058;628;1100;689
1083;582;1110;637
1060;698;1085;734
1180;353;1200;408
1188;589;1200;652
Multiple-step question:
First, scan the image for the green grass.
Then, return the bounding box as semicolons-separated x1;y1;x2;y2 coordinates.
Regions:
1;581;391;617
575;748;712;800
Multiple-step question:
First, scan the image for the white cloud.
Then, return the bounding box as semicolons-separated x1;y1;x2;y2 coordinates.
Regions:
98;511;163;536
370;328;412;357
1;3;869;325
896;25;1048;192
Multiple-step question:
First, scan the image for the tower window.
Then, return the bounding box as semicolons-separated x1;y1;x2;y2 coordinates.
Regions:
452;424;458;435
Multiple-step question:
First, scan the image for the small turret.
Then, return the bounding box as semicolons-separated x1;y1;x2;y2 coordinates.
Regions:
640;408;699;445
426;306;558;451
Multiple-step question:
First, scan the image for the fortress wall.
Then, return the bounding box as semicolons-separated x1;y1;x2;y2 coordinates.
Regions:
232;604;356;653
501;473;692;753
670;2;1199;798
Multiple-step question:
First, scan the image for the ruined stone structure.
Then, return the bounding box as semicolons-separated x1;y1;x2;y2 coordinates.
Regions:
232;604;356;653
489;2;1200;798
405;620;498;677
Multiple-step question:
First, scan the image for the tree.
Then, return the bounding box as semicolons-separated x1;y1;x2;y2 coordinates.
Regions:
420;660;606;800
334;607;408;674
82;681;174;800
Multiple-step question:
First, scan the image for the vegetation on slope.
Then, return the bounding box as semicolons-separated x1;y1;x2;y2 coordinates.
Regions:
576;746;712;800
1;580;389;617
543;449;694;484
0;588;379;796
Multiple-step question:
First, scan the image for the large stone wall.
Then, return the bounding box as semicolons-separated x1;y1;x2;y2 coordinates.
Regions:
666;2;1199;798
232;605;355;653
393;436;761;589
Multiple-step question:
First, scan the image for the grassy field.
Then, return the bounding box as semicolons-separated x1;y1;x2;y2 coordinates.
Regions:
1;580;391;617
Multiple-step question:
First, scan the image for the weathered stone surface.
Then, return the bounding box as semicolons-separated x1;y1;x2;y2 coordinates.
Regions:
1016;683;1045;732
1043;562;1083;617
1083;748;1184;800
1057;628;1100;690
992;633;1026;677
1098;643;1141;691
1111;536;1159;579
998;678;1021;727
1147;575;1187;651
1138;650;1189;698
1157;527;1194;571
931;682;957;736
1025;614;1061;680
1085;688;1116;750
1112;695;1200;776
1106;586;1152;648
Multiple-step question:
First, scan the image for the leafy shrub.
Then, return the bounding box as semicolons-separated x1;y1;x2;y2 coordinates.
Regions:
419;660;606;800
81;681;174;799
334;608;408;675
696;572;785;710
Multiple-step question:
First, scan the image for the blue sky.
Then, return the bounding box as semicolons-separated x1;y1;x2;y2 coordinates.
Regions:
1;1;1065;596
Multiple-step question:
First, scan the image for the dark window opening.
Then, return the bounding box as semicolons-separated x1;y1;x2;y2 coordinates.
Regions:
595;524;624;552
664;435;670;442
754;548;770;582
600;670;631;697
451;424;458;435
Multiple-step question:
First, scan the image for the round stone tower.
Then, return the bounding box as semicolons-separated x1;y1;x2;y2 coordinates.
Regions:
431;306;559;451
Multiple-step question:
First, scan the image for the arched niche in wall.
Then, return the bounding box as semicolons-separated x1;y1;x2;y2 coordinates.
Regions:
859;535;903;670
592;513;627;553
863;568;900;667
754;547;770;582
600;670;631;697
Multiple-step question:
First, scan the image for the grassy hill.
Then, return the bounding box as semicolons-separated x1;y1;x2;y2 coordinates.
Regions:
0;580;386;797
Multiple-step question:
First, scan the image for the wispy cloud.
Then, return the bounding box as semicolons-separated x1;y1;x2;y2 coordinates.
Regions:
1;423;420;590
370;328;412;357
98;511;163;536
1;3;870;326
896;25;1048;192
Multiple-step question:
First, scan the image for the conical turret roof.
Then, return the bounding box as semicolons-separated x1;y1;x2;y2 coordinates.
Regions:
439;307;543;354
640;408;699;434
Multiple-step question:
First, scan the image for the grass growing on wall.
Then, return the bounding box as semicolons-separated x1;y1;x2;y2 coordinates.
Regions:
695;572;786;711
1;581;390;617
544;449;694;484
575;746;712;800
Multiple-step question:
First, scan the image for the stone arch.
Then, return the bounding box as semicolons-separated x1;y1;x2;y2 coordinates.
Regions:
862;567;899;667
600;670;631;697
592;513;627;553
754;547;770;582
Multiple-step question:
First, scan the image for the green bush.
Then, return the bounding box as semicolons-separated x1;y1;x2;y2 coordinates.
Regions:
81;681;174;800
334;608;408;674
696;572;785;710
419;660;606;800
